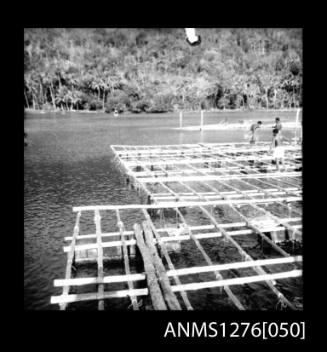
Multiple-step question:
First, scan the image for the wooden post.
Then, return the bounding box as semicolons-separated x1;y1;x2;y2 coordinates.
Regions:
200;110;204;130
94;210;104;310
294;108;300;142
133;223;167;310
179;111;183;128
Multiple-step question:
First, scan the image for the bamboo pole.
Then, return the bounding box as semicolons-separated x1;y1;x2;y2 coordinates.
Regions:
111;143;300;157
116;210;139;310
51;288;149;305
73;197;301;212
199;145;301;195
51;268;301;305
59;211;81;310
185;145;302;237
196;205;296;309
170;270;302;293
94;210;104;310
136;163;244;310
64;219;300;240
54;273;146;287
175;207;245;310
53;256;302;287
179;180;291;257
63;225;303;253
135;154;244;309
155;179;297;309
136;172;301;184
198;143;301;188
167;256;302;277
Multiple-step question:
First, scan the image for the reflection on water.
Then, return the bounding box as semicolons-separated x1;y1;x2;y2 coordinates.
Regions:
24;111;299;310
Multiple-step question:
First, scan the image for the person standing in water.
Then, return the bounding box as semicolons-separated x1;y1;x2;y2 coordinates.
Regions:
273;117;282;133
270;128;289;171
249;121;262;144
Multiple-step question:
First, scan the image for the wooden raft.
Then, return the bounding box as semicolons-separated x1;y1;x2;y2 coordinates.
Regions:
51;142;302;310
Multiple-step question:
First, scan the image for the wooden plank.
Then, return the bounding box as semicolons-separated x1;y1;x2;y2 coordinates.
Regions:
133;223;167;310
142;221;181;310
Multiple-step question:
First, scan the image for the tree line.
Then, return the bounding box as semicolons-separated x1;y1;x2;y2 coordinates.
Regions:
24;28;302;113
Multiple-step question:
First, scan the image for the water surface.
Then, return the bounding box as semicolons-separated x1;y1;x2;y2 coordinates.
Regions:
24;111;301;310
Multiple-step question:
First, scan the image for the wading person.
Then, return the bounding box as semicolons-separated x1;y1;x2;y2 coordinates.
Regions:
249;121;262;145
273;117;282;133
270;128;289;171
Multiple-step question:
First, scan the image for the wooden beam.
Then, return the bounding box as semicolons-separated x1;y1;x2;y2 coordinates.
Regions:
142;221;181;310
133;223;167;310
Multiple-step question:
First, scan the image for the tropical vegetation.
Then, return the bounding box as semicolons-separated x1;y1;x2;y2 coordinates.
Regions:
24;28;302;113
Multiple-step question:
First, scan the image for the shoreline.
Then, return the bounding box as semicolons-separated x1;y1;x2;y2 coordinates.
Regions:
24;108;302;115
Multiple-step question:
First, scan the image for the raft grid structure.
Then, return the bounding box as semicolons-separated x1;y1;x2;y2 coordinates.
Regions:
51;142;302;310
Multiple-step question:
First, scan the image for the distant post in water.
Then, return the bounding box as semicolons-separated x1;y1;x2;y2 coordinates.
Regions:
179;111;183;128
200;110;204;131
294;108;301;142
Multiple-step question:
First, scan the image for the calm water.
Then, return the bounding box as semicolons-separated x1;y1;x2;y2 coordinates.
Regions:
24;110;301;310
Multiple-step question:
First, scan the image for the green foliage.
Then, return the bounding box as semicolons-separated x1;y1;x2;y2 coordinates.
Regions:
24;28;302;112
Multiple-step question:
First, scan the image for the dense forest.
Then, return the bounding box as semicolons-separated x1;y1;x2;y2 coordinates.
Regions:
24;28;302;113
